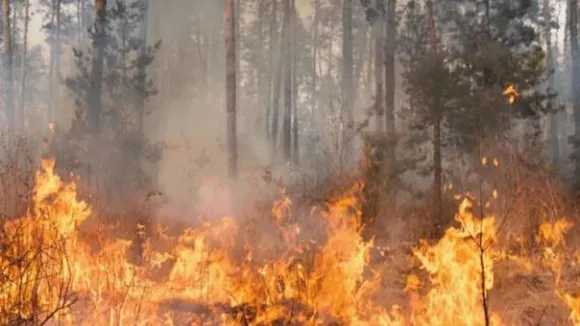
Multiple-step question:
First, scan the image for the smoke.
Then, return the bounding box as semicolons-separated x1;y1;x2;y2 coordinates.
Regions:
145;0;277;218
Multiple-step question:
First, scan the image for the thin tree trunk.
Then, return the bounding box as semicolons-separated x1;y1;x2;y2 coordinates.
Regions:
342;0;354;159
235;0;241;126
373;2;384;133
54;0;62;119
565;0;570;46
19;0;30;129
266;0;278;141
48;3;55;121
10;0;16;74
545;0;559;162
256;0;267;134
135;0;149;140
426;0;443;235
360;0;384;236
90;0;106;135
354;22;368;108
3;0;14;127
309;0;319;155
384;0;396;161
291;0;299;164
571;0;580;178
225;0;238;179
282;0;292;163
365;29;374;98
327;22;334;117
568;0;580;175
271;4;284;156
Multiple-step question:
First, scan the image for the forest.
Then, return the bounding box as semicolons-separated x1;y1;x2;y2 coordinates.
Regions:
1;0;580;325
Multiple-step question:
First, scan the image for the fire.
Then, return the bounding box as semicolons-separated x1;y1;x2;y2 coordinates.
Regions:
502;84;519;104
1;159;579;324
408;198;501;326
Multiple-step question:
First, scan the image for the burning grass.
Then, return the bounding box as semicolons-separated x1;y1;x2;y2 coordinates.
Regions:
1;158;580;325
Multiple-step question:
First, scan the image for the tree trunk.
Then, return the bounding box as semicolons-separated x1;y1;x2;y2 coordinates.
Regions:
3;0;14;127
571;0;580;179
48;2;55;121
266;0;278;141
373;2;384;133
291;0;299;165
354;23;368;101
545;0;558;162
256;0;267;134
90;0;106;135
54;0;62;119
360;0;385;236
271;1;284;156
384;0;396;161
282;0;292;163
342;0;354;158
48;0;62;123
235;0;241;126
365;30;374;95
225;0;238;179
308;0;319;157
135;0;150;140
19;0;30;129
426;0;443;236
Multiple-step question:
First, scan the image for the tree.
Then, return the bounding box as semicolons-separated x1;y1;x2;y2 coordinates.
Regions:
282;0;292;162
89;0;106;135
426;0;443;235
18;0;30;128
225;0;238;179
384;0;396;159
399;0;455;235
265;0;278;142
135;0;150;141
290;0;299;164
342;0;354;157
49;0;63;121
373;1;384;133
570;0;580;179
63;0;161;193
271;0;283;155
3;0;14;127
40;0;87;123
544;0;558;162
399;0;557;233
441;0;556;153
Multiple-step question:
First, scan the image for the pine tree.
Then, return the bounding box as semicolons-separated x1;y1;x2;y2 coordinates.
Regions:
62;0;161;192
399;0;558;231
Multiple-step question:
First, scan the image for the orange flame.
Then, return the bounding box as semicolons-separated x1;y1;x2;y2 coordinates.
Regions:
2;159;579;324
502;84;519;104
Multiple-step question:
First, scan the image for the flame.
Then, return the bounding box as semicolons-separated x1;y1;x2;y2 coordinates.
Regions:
1;159;579;324
409;198;501;325
502;84;519;104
